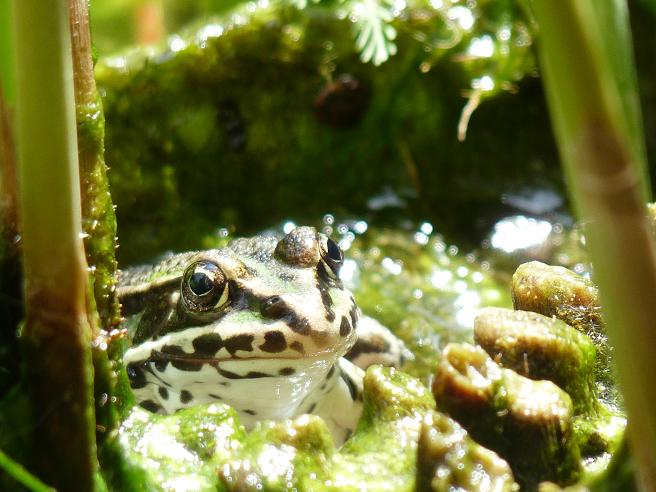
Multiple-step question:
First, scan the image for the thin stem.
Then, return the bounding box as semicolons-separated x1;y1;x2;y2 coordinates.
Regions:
0;448;55;492
530;0;656;488
12;0;97;490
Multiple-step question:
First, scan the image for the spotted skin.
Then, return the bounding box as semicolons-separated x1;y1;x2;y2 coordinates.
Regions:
119;227;409;444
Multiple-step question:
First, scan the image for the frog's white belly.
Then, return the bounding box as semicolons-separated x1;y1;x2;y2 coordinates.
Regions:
133;354;364;441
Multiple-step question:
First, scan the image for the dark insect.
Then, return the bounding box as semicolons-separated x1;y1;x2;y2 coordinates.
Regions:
218;99;247;151
313;74;371;128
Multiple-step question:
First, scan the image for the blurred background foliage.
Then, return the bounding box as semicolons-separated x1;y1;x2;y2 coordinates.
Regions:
82;0;656;265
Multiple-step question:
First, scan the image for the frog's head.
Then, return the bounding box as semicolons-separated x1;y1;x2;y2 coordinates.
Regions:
120;227;359;413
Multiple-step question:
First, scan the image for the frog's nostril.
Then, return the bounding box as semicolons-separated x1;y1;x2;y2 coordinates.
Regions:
260;295;286;319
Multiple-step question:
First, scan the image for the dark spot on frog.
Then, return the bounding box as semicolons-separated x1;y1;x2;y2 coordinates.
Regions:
259;331;287;353
243;409;257;416
126;362;147;389
290;341;304;353
159;345;202;372
158;387;169;400
192;333;224;356
217;367;270;379
279;367;295;376
314;73;370;128
316;280;335;322
349;303;359;328
341;370;360;402
317;262;341;290
339;316;352;337
218;99;247;151
154;358;169;372
346;335;391;361
246;371;270;378
180;390;193;404
140;400;162;413
209;393;223;400
260;296;312;336
223;334;254;355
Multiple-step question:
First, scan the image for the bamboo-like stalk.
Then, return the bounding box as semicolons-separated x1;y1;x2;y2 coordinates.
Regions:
12;0;97;490
530;1;656;488
0;1;14;105
0;85;17;243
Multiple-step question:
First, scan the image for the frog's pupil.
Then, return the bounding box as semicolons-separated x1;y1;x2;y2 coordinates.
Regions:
190;271;214;296
327;238;343;263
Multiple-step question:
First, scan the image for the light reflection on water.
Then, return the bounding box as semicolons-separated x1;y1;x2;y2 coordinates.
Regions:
490;215;552;253
206;212;588;379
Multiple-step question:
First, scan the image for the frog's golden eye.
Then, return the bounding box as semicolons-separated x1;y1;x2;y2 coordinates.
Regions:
181;260;230;313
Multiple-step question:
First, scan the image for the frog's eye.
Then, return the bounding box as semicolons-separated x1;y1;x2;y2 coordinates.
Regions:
325;238;343;264
181;260;230;313
321;237;343;279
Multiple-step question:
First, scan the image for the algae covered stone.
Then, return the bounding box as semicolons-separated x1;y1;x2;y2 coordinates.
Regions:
432;343;581;490
416;410;518;492
510;262;609;377
511;261;617;408
474;306;598;415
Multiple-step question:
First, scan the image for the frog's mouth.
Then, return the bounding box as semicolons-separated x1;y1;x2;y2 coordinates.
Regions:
137;348;334;381
149;349;308;366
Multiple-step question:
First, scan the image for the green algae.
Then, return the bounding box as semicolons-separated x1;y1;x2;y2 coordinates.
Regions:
76;94;120;332
511;261;614;402
432;342;582;490
416;411;518;492
109;366;438;491
474;307;598;415
345;227;511;381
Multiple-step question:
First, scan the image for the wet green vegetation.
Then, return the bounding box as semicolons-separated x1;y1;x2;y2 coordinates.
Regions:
2;0;655;490
95;0;555;265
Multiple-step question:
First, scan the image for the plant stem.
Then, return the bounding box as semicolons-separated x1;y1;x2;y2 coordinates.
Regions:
68;0;122;441
0;1;14;105
530;0;656;488
0;448;54;492
12;0;98;490
69;0;120;331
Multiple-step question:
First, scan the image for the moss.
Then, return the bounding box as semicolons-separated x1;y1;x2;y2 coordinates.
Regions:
95;1;558;265
416;411;519;492
110;366;437;491
76;95;120;331
511;261;614;401
474;307;598;415
433;343;582;490
345;228;511;381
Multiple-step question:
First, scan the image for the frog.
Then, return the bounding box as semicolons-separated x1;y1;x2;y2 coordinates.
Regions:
118;226;410;444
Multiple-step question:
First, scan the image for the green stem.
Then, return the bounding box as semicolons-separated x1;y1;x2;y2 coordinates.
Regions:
12;0;98;490
0;1;14;105
0;449;55;492
530;0;656;488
